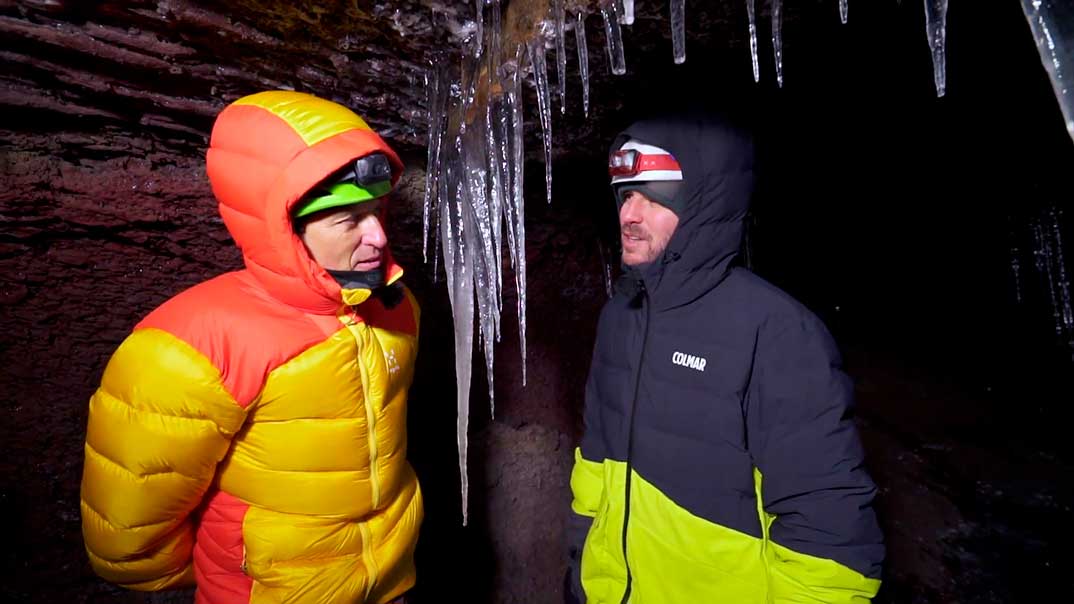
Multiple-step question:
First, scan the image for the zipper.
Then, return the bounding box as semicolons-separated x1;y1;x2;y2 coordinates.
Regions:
620;284;650;604
338;308;382;510
339;307;383;596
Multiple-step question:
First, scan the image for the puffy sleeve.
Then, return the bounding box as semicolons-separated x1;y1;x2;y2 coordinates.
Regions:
748;313;885;603
81;328;248;590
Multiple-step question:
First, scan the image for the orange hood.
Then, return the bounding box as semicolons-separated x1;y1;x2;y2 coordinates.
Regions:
206;91;405;314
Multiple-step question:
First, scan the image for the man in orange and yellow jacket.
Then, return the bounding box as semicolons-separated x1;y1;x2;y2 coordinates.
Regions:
80;91;423;604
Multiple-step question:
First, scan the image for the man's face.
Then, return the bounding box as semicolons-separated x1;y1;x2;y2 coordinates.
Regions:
619;190;679;266
297;200;387;272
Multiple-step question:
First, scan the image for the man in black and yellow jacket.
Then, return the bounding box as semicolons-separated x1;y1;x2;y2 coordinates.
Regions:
567;112;884;603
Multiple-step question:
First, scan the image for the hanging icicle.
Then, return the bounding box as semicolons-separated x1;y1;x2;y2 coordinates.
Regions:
509;43;528;385
554;0;567;114
747;0;760;83
840;0;848;25
772;0;783;87
671;0;686;64
923;0;949;97
422;57;448;264
576;11;591;118
486;0;505;331
1030;206;1074;358
1047;207;1074;336
598;241;614;299
1020;0;1074;145
602;0;627;75
474;0;484;57
622;0;635;26
530;38;554;205
503;43;528;386
427;0;535;526
1009;217;1024;305
441;125;476;526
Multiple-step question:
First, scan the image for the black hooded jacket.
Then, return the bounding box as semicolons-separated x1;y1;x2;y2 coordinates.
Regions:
567;114;884;603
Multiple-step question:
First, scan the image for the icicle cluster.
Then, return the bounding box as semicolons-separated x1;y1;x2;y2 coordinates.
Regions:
422;0;1074;525
423;0;528;525
740;0;960;96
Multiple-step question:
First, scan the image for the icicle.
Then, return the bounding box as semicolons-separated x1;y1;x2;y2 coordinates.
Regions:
490;99;510;347
1032;214;1064;337
923;0;949;97
423;58;448;263
530;40;554;205
1019;0;1074;145
554;0;567;114
1050;207;1073;333
747;0;759;83
498;44;528;385
443;30;487;526
474;0;484;57
622;0;635;26
601;1;627;75
772;0;783;87
489;0;502;82
487;0;504;329
434;81;463;283
598;241;614;299
461;126;497;417
671;0;686;64
576;11;591;118
422;66;434;263
509;43;528;384
442;132;475;526
1009;219;1024;304
840;0;848;25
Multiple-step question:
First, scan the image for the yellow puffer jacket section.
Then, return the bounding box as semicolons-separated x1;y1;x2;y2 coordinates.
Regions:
216;305;422;604
81;328;249;590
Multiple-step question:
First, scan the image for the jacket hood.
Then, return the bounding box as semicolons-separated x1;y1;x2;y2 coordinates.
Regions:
611;112;755;309
206;91;405;314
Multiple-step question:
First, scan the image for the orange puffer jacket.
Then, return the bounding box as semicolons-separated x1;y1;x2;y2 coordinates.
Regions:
81;91;422;604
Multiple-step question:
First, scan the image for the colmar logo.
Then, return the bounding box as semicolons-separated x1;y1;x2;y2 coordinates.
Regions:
672;351;707;372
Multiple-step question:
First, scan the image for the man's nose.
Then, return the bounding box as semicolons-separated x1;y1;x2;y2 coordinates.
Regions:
620;195;642;225
364;214;387;247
